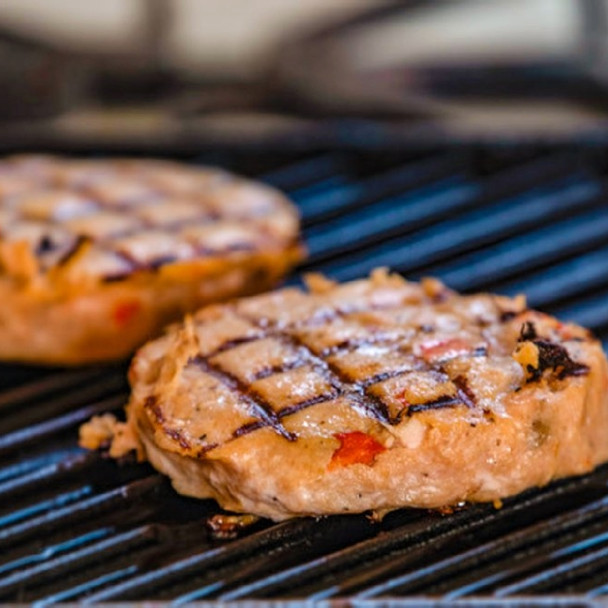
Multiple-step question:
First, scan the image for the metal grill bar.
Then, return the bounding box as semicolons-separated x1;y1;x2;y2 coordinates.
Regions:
431;211;608;294
1;144;608;603
498;244;608;309
321;175;601;281
295;154;464;227
360;495;608;598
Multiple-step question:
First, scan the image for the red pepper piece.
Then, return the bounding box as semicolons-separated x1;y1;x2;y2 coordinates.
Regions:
113;299;141;326
329;431;386;469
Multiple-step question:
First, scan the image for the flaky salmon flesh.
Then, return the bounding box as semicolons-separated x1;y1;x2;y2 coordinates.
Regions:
82;270;608;520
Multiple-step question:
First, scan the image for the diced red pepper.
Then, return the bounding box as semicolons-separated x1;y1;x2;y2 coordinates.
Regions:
329;431;386;469
113;299;141;326
418;337;472;362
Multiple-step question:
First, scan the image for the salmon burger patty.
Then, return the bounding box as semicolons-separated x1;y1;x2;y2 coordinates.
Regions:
84;270;608;520
0;155;303;364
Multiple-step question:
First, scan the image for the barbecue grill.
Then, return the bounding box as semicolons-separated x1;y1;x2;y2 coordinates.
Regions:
3;141;608;605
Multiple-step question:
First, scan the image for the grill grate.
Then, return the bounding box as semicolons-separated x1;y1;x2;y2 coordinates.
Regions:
2;143;608;603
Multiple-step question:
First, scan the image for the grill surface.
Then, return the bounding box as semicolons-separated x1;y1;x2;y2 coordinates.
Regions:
2;143;608;604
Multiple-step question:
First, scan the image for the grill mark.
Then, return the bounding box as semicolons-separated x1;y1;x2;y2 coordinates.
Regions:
277;391;340;419
232;301;484;427
251;359;307;382
191;355;296;442
357;367;418;389
284;333;392;424
2;161;292;281
233;420;266;438
112;248;144;273
453;375;477;408
205;329;314;380
144;394;192;450
348;388;392;425
407;395;463;415
206;332;273;359
236;312;393;426
205;297;499;436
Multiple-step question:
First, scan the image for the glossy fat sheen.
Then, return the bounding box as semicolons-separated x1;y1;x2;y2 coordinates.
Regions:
0;156;302;364
126;271;608;520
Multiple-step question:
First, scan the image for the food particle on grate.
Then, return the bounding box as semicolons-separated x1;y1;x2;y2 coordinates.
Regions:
80;268;608;521
0;155;303;365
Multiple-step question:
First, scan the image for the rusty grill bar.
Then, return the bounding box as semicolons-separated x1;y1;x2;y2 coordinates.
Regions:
2;143;608;603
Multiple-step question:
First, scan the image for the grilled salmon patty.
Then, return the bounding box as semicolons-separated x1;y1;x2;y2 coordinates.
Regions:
85;270;608;520
0;155;302;364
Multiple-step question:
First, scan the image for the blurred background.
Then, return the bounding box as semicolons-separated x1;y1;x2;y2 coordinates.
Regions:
0;0;607;149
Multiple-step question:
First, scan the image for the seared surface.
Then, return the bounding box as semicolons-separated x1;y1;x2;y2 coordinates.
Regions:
122;270;608;520
0;155;299;281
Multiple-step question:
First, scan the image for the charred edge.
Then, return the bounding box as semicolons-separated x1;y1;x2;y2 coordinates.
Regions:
36;234;57;255
517;322;590;381
519;321;538;341
192;355;296;442
407;395;463;415
453;375;477;408
527;339;590;382
144;395;162;421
